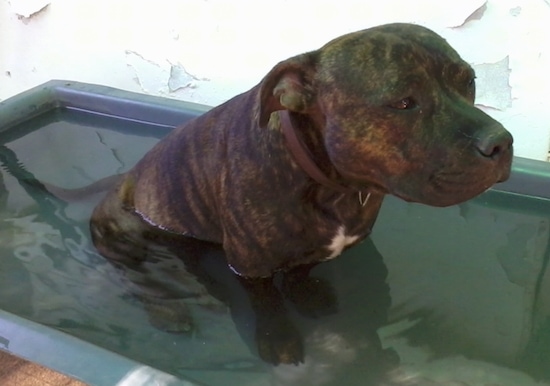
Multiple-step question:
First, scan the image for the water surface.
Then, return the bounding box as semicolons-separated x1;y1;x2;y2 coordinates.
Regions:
0;109;549;385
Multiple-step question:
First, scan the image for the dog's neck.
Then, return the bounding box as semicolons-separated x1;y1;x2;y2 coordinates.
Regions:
279;110;352;194
278;110;372;206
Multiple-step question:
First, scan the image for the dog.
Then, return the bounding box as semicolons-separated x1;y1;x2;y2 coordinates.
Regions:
90;23;513;365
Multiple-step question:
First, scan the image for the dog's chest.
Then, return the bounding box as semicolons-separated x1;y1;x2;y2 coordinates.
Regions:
312;193;384;261
325;225;360;259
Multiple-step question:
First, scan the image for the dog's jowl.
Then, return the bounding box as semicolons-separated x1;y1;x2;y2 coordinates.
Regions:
90;23;513;365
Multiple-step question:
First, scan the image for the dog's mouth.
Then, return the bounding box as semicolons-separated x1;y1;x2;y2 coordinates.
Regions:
390;164;511;207
378;134;514;207
338;164;509;207
328;125;513;207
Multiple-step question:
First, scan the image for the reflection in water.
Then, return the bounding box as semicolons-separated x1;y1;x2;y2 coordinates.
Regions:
0;113;549;385
266;238;398;386
111;233;399;385
0;139;399;385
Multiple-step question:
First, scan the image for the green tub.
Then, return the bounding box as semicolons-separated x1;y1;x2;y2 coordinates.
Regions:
0;81;549;386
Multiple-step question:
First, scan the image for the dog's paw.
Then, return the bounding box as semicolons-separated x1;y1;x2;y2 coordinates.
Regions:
143;300;193;333
256;314;304;365
282;276;338;318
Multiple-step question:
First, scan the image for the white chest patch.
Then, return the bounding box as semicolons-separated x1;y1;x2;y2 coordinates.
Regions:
326;225;359;260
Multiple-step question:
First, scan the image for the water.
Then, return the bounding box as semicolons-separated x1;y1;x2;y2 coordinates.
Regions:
0;108;549;385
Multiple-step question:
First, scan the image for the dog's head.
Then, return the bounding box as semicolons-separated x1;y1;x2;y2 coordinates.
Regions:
259;23;513;207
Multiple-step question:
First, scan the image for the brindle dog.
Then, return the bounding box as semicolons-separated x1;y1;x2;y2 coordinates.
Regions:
90;23;513;365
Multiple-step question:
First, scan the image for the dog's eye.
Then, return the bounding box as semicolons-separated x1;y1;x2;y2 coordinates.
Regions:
388;97;418;110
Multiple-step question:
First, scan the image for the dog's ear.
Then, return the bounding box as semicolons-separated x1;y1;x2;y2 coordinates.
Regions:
258;52;318;128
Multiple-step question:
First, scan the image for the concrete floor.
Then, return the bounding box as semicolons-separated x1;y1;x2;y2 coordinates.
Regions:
0;350;86;386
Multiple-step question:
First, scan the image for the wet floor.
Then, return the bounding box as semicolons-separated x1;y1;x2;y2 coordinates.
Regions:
0;108;549;385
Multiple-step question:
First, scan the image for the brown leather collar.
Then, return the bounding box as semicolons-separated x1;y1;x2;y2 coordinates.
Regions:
279;110;355;194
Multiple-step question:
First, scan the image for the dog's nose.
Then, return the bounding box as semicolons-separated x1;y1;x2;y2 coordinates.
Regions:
475;130;513;159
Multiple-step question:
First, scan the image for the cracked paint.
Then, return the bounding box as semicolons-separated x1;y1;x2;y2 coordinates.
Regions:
473;57;512;111
8;0;50;19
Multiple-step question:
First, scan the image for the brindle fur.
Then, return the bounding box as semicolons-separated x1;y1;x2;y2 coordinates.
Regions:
91;23;513;365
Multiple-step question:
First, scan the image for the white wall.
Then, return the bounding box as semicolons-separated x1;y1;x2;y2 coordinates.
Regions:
1;0;549;161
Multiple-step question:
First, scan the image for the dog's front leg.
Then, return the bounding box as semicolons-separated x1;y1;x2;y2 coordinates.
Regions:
238;275;304;365
281;263;338;318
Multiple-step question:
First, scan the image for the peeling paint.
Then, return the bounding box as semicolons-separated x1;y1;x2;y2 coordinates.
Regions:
125;50;170;94
124;50;208;95
168;64;199;93
125;50;163;69
448;0;488;28
8;0;50;19
473;57;512;111
0;0;549;161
